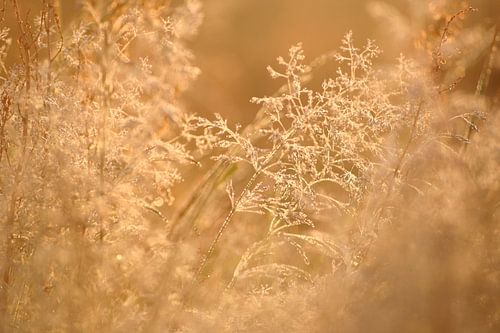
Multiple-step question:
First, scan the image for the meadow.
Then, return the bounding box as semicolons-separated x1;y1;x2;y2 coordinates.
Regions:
0;0;499;332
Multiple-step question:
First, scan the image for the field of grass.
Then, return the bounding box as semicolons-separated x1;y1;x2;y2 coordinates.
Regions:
0;1;499;332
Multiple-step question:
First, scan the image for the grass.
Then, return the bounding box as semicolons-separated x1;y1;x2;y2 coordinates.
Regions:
0;1;499;332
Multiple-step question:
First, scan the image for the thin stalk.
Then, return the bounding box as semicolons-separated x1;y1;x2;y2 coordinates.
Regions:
97;22;110;242
393;100;423;177
195;170;261;279
462;24;498;151
194;120;297;280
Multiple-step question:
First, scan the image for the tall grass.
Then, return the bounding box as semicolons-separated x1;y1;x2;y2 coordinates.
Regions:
0;0;499;332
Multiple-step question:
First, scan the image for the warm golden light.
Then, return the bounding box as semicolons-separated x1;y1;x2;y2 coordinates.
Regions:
0;1;499;332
